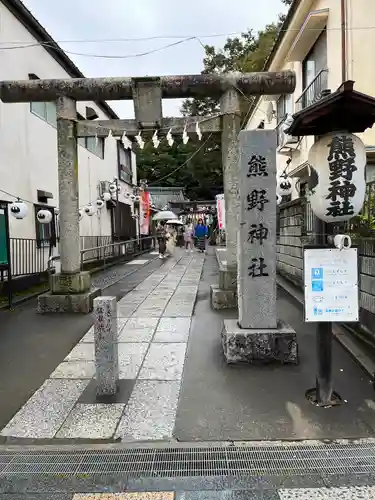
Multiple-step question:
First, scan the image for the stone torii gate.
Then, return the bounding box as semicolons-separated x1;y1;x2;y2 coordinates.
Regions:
0;72;295;313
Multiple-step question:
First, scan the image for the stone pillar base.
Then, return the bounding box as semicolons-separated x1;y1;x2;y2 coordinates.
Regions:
210;284;237;310
37;287;101;314
50;271;91;294
222;319;298;364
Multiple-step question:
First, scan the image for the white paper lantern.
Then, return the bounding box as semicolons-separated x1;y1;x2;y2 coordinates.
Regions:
84;205;94;216
277;193;282;206
135;195;141;202
78;209;83;221
117;185;121;193
125;192;130;197
308;132;366;223
10;200;28;219
102;192;111;202
37;209;52;224
96;199;104;209
276;175;293;196
109;183;117;194
130;194;136;201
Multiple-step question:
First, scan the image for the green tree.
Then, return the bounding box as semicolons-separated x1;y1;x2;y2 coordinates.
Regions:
137;0;292;200
136;135;222;200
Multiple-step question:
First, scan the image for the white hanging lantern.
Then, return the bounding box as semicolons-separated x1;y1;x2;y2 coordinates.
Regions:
308;132;366;223
84;204;94;216
130;194;136;201
277;193;282;206
102;192;111;202
166;128;174;147
276;175;293;197
10;200;28;219
109;183;117;194
117;185;121;194
78;209;83;221
36;209;52;224
135;195;141;202
96;199;104;209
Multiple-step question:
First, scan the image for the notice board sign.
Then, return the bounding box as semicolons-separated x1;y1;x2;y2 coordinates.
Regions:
304;247;359;322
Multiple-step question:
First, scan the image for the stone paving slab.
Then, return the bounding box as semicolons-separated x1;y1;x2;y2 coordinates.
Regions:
0;379;89;438
114;380;181;440
0;251;204;441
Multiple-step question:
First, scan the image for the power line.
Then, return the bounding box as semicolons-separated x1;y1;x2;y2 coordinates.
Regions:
0;25;374;47
148;134;214;185
0;26;374;58
0;37;196;59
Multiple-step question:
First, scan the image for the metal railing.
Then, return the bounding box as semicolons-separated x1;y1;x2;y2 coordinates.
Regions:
10;238;53;277
7;235;154;279
48;236;155;273
295;69;329;111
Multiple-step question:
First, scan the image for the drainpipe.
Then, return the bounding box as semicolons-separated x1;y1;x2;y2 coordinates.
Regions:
341;0;347;82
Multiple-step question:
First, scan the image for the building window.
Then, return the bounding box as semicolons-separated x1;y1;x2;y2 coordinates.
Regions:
77;113;105;159
29;73;57;127
302;29;327;89
117;141;132;184
276;93;292;123
34;205;56;248
30;101;57;127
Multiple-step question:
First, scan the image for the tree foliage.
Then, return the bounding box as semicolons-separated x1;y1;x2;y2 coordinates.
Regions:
137;0;292;200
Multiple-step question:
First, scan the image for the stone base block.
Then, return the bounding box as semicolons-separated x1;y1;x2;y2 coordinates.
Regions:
37;287;101;314
222;319;298;364
50;271;91;294
211;284;237;310
219;267;237;290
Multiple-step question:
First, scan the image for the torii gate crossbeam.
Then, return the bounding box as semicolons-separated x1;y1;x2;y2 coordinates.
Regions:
0;71;296;313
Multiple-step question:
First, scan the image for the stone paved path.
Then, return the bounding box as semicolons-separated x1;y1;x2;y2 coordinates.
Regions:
0;251;204;441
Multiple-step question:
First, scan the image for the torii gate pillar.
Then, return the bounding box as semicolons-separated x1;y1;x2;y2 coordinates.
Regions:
211;86;242;309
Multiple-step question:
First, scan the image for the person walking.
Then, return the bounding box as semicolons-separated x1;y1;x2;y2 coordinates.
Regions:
194;219;208;253
156;221;167;259
184;223;194;253
166;226;177;256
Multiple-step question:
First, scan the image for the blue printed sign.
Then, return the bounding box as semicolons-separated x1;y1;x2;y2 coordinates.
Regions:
312;268;323;279
312;280;324;292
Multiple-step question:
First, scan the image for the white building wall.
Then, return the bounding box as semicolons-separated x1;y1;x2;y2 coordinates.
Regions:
0;2;136;242
246;0;375;201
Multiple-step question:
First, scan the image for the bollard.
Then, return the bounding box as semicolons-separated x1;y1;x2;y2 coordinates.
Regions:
93;296;119;398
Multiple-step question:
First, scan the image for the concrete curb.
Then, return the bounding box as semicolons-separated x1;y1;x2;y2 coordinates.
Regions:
276;274;375;382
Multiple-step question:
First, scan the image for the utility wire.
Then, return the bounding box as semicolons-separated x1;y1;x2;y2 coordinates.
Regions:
0;25;373;47
0;26;374;58
148;134;213;186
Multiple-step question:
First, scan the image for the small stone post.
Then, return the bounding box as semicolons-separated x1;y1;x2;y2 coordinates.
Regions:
222;130;298;364
210;83;241;309
93;296;119;397
37;97;100;313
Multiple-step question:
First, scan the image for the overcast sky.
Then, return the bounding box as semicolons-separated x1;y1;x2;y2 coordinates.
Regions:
21;0;287;118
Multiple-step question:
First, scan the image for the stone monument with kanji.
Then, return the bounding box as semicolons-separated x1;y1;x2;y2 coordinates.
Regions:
222;130;298;364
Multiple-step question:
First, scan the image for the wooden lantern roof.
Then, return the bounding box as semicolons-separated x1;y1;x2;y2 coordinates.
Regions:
286;81;375;137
